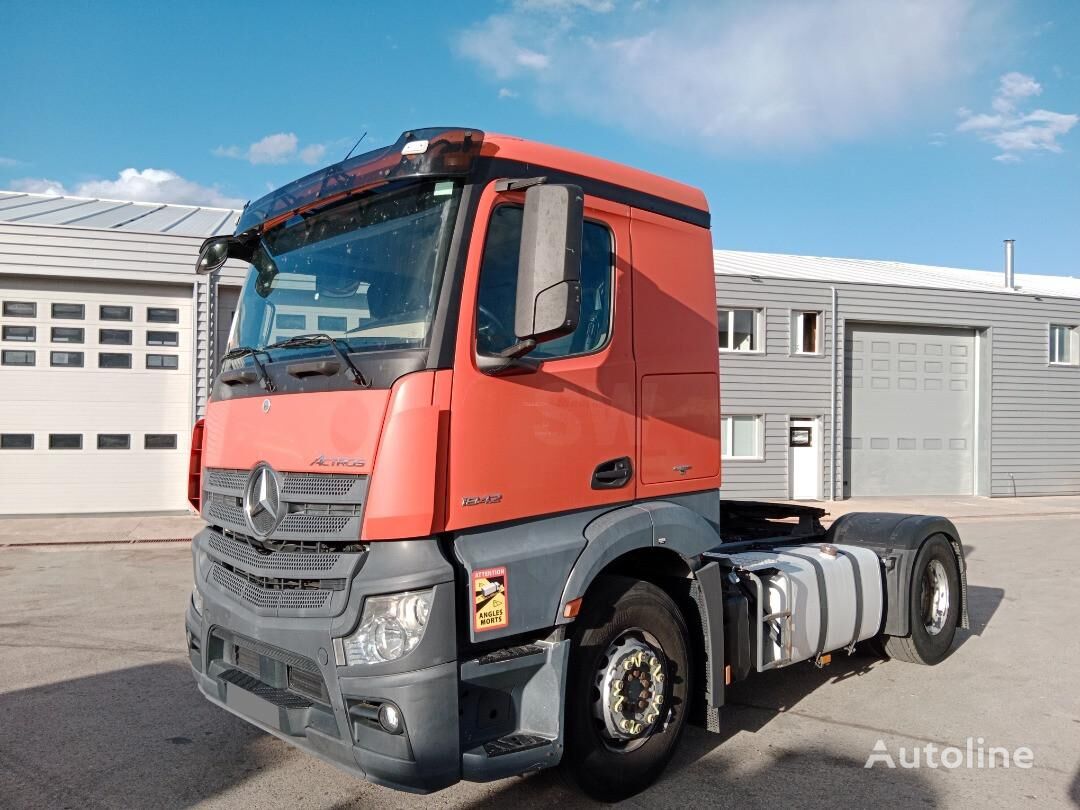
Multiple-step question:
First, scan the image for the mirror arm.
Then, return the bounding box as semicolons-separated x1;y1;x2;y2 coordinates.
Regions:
476;353;540;376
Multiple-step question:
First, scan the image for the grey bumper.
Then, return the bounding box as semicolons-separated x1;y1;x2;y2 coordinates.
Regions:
186;529;460;794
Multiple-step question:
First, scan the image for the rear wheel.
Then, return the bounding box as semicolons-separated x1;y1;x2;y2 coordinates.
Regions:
561;576;691;802
884;535;961;665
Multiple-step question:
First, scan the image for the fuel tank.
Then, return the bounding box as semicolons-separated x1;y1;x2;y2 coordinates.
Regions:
716;543;884;668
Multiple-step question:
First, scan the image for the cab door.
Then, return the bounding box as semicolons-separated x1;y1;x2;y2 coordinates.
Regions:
446;183;635;530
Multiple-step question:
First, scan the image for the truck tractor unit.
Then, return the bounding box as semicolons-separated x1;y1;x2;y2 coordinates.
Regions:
185;128;968;801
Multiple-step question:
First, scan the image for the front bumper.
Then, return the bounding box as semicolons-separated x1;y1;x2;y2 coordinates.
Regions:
186;528;461;793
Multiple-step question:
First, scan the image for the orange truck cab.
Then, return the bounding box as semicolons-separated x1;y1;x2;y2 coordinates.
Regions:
186;128;968;800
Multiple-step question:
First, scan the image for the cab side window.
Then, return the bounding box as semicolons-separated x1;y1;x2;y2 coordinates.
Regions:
476;205;613;359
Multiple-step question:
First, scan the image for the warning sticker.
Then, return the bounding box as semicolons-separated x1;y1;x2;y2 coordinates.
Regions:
472;566;509;632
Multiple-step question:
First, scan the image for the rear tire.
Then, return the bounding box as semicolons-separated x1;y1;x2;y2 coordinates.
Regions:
884;535;960;665
561;576;691;802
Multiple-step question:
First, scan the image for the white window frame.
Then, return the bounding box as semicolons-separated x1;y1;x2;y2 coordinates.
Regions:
718;307;763;353
792;310;823;355
1049;324;1079;366
721;414;764;460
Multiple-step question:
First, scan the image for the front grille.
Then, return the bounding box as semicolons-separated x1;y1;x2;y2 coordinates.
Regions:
219;560;345;592
201;466;368;545
288;667;329;704
281;472;360;499
207;530;355;573
211;564;333;612
235;644;261;675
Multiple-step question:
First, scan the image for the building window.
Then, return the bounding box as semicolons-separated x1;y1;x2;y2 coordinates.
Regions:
2;349;35;366
144;433;178;449
1;434;34;449
51;351;84;367
3;301;36;317
51;326;85;344
1049;325;1078;365
97;434;131;449
49;434;82;450
147;330;179;346
147;307;179;324
100;328;132;345
99;352;132;369
2;325;35;341
100;305;133;321
318;315;347;332
718;308;761;352
793;311;822;354
147;353;179;369
275;313;307;330
722;414;762;459
52;303;85;319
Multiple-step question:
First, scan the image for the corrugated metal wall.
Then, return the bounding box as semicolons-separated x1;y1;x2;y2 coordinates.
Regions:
715;273;1080;499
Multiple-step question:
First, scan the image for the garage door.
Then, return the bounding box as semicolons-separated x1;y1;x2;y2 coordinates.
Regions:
845;324;975;497
0;277;192;514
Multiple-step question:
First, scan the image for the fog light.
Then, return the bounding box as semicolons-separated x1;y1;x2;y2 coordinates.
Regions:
191;588;204;615
378;703;403;734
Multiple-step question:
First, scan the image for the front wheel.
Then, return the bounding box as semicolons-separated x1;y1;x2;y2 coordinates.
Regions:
561;576;691;802
884;535;961;665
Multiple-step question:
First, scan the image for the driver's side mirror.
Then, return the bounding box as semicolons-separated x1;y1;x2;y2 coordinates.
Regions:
196;236;231;275
512;183;583;350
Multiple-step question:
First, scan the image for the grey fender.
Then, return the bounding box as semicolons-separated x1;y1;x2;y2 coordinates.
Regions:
555;504;654;621
827;512;969;636
556;500;727;718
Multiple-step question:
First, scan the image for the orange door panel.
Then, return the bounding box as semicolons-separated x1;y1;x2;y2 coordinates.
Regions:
631;207;722;498
640;373;721;484
446;187;636;530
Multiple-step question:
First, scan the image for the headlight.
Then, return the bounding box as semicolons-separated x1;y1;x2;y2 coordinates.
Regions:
342;589;434;665
191;588;204;615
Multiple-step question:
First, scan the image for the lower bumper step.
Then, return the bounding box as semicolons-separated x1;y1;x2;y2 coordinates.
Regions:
219;668;313;710
484;733;553;757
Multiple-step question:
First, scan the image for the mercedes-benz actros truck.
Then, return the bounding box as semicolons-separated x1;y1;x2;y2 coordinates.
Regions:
185;127;967;801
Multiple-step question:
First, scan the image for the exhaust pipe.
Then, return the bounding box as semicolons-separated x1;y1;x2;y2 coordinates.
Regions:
1004;239;1015;289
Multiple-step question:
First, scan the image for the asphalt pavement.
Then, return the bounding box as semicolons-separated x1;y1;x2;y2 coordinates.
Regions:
0;510;1078;808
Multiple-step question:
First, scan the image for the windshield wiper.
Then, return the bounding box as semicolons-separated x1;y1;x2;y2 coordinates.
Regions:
264;333;370;387
221;346;275;392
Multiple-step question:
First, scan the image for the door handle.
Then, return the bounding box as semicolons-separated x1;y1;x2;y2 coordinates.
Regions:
592;457;633;490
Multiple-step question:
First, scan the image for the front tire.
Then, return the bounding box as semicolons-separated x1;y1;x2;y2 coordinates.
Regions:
884;535;961;665
561;576;691;802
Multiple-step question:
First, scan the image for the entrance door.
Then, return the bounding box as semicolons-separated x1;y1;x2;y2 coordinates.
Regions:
790;417;822;500
445;188;636;530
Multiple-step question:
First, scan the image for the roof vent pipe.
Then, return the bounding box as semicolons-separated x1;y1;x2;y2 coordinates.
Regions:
1004;239;1016;289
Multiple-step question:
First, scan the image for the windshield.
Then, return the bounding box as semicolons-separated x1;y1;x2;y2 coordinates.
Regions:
228;178;462;358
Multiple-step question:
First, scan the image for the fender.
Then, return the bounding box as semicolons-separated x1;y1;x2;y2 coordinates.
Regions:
827;512;969;636
556;500;727;719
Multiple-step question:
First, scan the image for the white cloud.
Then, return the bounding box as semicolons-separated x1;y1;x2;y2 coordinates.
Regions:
214;132;329;166
0;156;20;168
11;177;66;195
11;168;244;208
498;87;520;99
957;72;1078;161
455;0;981;152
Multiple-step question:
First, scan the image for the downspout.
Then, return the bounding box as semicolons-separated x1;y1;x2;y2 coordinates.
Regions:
830;286;838;501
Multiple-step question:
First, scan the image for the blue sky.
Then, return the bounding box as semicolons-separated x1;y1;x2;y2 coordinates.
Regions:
3;0;1078;276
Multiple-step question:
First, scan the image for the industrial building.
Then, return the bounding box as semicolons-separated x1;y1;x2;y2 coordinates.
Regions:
1;189;1078;514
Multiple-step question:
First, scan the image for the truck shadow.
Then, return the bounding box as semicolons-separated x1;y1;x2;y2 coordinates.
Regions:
0;661;277;809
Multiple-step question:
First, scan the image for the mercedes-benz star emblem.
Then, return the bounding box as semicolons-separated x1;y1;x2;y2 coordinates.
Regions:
242;463;283;538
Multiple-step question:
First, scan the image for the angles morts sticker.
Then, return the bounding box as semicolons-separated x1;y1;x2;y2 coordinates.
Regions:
472;566;509;632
